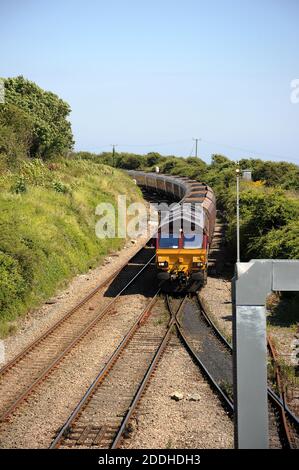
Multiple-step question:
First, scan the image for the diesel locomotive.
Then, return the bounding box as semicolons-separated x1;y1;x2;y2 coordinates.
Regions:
127;170;216;292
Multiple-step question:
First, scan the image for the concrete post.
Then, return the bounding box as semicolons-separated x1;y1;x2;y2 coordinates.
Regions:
232;260;299;449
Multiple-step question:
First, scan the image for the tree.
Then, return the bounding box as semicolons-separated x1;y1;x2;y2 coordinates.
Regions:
211;154;233;168
145;152;161;167
4;76;74;159
117;154;142;170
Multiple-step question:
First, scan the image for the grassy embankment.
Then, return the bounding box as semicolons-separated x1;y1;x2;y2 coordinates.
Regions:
0;158;142;336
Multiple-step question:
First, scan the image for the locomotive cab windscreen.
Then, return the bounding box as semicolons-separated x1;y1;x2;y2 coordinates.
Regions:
183;232;203;248
157;230;204;249
158;235;180;249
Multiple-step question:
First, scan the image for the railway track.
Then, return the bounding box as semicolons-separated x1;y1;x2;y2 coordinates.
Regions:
267;334;299;448
167;295;234;412
193;296;299;448
0;245;156;423
112;294;234;449
50;292;184;448
51;294;234;449
50;293;298;449
2;184;293;449
2;232;296;449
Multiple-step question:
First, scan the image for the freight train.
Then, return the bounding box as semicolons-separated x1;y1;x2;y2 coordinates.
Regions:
127;170;216;292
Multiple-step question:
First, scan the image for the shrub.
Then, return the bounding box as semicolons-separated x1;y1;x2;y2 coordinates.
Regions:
52;179;70;194
12;176;27;194
0;251;26;316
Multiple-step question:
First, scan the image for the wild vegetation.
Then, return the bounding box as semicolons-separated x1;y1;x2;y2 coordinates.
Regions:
0;78;142;336
0;76;73;166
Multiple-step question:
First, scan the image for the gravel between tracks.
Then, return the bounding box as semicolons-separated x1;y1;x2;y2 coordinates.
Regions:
2;234;149;365
200;276;233;342
120;335;234;449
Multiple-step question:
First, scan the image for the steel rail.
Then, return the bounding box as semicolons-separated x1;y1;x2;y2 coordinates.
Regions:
168;296;234;412
50;290;161;449
198;296;299;426
53;294;232;450
112;295;235;450
268;335;293;448
0;269;120;377
197;296;299;429
176;323;234;411
111;321;174;448
111;296;187;449
0;250;156;422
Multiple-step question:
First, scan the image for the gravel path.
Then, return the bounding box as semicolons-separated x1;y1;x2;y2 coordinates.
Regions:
121;335;234;449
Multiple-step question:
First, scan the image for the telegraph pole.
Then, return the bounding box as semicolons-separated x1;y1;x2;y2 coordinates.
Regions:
192;138;201;157
111;144;118;167
236;161;240;263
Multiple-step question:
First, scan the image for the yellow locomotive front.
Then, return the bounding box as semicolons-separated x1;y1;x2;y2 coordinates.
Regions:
156;230;208;291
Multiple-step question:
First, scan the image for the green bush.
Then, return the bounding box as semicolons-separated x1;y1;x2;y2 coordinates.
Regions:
248;221;299;259
52;179;70;193
12;176;27;194
20;159;49;186
0;251;26;315
239;158;299;191
223;184;299;260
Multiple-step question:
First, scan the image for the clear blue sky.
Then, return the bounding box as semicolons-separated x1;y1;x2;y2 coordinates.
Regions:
1;0;299;163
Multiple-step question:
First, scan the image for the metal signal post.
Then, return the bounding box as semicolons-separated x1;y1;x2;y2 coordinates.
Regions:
236;162;240;263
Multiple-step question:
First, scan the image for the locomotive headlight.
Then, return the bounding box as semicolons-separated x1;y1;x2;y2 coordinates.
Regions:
158;261;168;267
192;261;203;268
192;257;203;268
